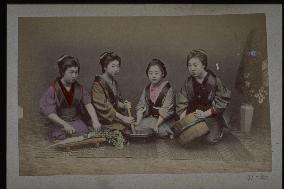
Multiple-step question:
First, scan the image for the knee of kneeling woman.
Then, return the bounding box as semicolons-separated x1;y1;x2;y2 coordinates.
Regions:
205;134;222;144
157;131;168;137
158;126;173;137
157;129;169;138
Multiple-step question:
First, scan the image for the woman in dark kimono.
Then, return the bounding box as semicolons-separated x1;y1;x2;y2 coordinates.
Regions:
91;52;135;131
40;55;101;141
176;49;231;144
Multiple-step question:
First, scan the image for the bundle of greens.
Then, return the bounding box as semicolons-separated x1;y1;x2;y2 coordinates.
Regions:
47;128;126;149
87;128;126;149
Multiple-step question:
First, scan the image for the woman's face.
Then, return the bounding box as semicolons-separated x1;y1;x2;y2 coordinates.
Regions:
148;65;163;85
187;57;205;78
62;66;79;84
105;60;120;77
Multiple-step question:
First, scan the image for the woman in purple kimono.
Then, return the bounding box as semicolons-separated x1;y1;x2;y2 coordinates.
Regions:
40;55;101;141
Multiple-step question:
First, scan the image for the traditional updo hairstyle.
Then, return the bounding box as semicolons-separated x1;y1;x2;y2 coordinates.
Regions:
145;58;167;78
57;55;80;77
99;51;122;73
186;49;208;70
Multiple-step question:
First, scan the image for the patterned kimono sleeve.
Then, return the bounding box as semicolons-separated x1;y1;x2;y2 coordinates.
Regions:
80;86;92;105
211;77;231;115
136;87;147;116
39;87;57;116
158;87;175;119
91;81;117;123
176;80;190;116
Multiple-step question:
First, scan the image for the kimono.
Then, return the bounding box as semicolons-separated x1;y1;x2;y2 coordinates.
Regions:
136;81;175;137
176;70;231;143
39;78;92;141
91;75;127;131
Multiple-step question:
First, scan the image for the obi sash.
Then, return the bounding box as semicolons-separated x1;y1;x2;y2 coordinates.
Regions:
145;82;171;118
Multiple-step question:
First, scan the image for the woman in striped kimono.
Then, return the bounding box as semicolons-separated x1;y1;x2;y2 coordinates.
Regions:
91;52;135;131
135;59;175;139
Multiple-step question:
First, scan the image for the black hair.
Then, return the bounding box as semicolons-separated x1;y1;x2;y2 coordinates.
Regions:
187;49;208;69
99;51;121;73
146;58;167;78
57;55;80;76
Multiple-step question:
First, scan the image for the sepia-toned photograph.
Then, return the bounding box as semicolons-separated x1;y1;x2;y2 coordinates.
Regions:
17;14;273;176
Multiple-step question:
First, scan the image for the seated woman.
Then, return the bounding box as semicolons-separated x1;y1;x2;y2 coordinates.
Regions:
40;55;101;141
176;49;231;144
135;59;175;139
91;52;135;131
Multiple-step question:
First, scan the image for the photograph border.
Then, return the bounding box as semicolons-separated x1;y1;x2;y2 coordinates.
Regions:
7;4;282;189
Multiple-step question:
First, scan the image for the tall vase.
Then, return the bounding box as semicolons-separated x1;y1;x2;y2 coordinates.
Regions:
240;103;254;134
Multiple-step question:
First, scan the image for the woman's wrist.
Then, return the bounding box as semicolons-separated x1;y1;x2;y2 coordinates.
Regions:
205;109;212;117
117;101;124;109
91;119;101;126
180;110;187;120
62;122;71;128
115;112;124;120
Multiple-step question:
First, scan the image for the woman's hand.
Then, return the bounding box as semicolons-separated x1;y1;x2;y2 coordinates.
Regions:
193;109;211;119
121;115;135;125
115;111;135;125
63;124;76;135
180;110;187;120
153;116;164;133
124;100;132;110
92;121;101;132
47;113;76;135
134;119;141;126
153;124;159;133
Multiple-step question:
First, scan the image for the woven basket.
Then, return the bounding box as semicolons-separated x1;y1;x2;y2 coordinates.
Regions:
172;113;209;146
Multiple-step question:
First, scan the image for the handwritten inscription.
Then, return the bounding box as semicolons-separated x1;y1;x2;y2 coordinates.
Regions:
248;174;269;182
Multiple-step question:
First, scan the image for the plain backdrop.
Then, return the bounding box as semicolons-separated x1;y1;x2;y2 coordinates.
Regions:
18;14;269;128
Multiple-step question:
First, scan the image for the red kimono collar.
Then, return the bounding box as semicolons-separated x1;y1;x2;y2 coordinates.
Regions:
57;78;75;106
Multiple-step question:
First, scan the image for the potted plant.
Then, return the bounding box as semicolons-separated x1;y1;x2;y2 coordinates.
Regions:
235;28;269;134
